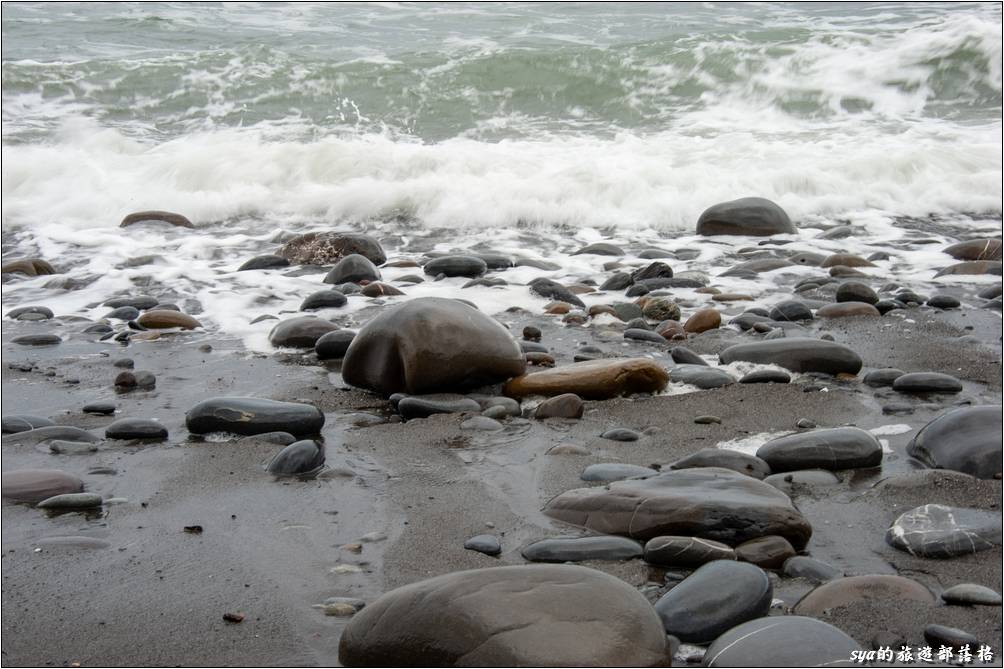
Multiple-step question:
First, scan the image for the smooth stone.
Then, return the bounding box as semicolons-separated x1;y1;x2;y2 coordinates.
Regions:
463;277;506;289
892;372;963;394
522;536;643;562
280;232;386;266
48;440;100;454
12;334;61;346
789;252;828;266
907;405;1002;479
719;258;794;276
769;300;813;322
104;295;159;310
669;448;770;480
934;260;1003;277
821;253;875;268
923;624;980;650
835;281;879;304
268;316;338;348
120;210;193;228
631;261;674;282
423;255;487;278
719;338;862;375
2;415;55;434
528;278;585;308
702;616;860;667
882;402;915;415
83;323;113;334
599;272;632;291
534;393;584;419
739;369;790;384
519;340;548;354
300;290;348;311
641;277;706;289
757;427;882;472
325;254;381;284
580;463;657;482
694;415;722;424
37;492;103;509
978;284;1003;299
684;308;721;333
236;431;297;446
927;294;961;309
599;428;642;442
624;328;667;344
266;439;324;475
941;584;1002;606
473;253;514;270
669;365;734;389
572;242;624;256
734;535;796;569
697;197;794;237
504;357;669;400
105;418;168;441
464;534;501;556
864;368;905;387
473;396;521;417
343;298;525;396
544;467;812;548
1;469;84;503
186;397;324;437
670;346;707;366
337;564;668;667
817;301;881;318
547;443;590;456
944;238;1003;262
764;469;842;492
7;306;54;320
638;248;675;259
885;504;1000;558
515;258;561;271
136;310;201;329
313;330;355;360
794;575;934;615
655;560;772;644
2;426;100;445
360;281;404;297
643;536;735;567
783;556;843;583
237;254;289;271
397;397;481;420
460;416;503;431
2;258;57;276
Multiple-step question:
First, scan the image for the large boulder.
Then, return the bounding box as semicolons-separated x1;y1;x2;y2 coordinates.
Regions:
504;358;669;400
696;197;795;237
185;397;324;437
338;564;667;667
756;427;882;472
543;467;812;549
718;338;862;375
702;616;861;667
279;232;386;266
906;405;1002;479
342;297;525;396
944;238;1002;262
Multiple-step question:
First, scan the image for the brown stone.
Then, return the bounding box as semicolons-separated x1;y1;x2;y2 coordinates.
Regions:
794;575;934;615
820;254;875;268
2;258;56;276
944;238;1002;262
120;210;193;228
1;469;84;503
695;287;721;295
279;232;386;266
656;320;685;339
534;393;584;419
712;293;754;302
361;282;405;297
588;304;618;319
136;310;201;330
567;284;595;295
544;301;571;314
525;352;555;367
735;535;796;569
934;260;1003;278
503;357;669;400
684;308;721;333
816;302;881;318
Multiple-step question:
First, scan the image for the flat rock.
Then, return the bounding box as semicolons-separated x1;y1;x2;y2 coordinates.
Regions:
655;560;772;644
2;415;55;434
669;346;707;366
697;197;795;237
764;469;842;493
2;426;100;445
934;260;1003;277
464;534;501;556
941;584;1002;606
268;316;338;348
398;396;481;420
735;535;796;569
757;427;882;472
423;255;487;278
186;397;324;437
892;371;963;394
504;358;668;400
534;393;584;419
794;575;934;615
816;301;881;318
7;306;54;320
343;298;525;396
266;439;324;475
543;467;812;549
120;210;192;228
944;238;1003;262
599;428;642;442
580;463;656;482
863;368;904;387
906;405;1002;479
885;504;1001;558
719;338;862;375
338;564;667;667
279;232;386;266
521;536;643;562
702;616;861;667
1;469;84;503
572;242;624;256
669;365;734;389
783;555;843;583
739;369;790;384
643;536;735;567
237;254;289;271
12;334;61;346
37;492;103;509
300;290;348;311
105;418;168;441
924;624;980;650
669;448;770;479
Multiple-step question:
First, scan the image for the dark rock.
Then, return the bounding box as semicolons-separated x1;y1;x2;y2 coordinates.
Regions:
280;232;386;266
944;238;1003;261
237;255;289;271
423;255;487;278
599;272;633;291
739;369;790;384
669;448;771;479
237;431;297;446
906;405;1002;479
631;261;673;282
783;556;842;583
769;300;813;322
2;415;55;434
82;402;116;415
268;316;338;348
463;277;506;289
266;439;324;475
719;338;862;375
821;253;875;268
864;368;905;387
544;467;812;548
622;328;664;344
519;340;548;354
464;534;501;556
643;536;735;567
37;492;103;509
734;535;796;569
978;284;1002;299
6;306;54;320
886;504;1000;558
927;294;960;309
2;258;57;276
599;428;642;442
941;584;1002;606
105;418;168;441
641;297;680;321
397;396;480;420
1;469;84;503
835;281;878;304
325;254;381;284
580;463;656;482
473;253;514;270
697;197;795;237
729;312;774;330
572;242;624;256
12;334;61;346
528;278;585;308
639;277;706;289
764;469;842;493
522;325;542;341
669;346;707;366
2;425;99;445
337;564;667;667
136;310;201;329
654;560;771;644
522;536;643;562
360;281;405;297
83;324;113;334
300;290;348;311
923;624;980;651
504;358;668;400
315;330;356;360
186;397;324;437
534;393;584;419
120;210;193;228
343;298;525;396
935;260;1003;277
702;616;860;667
694;415;722;424
892;372;963;394
757;427;882;472
669;365;735;389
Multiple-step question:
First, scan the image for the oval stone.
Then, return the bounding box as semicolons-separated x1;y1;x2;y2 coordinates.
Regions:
266;439;324;475
504;358;668;400
696;197;795;237
136;310;201;329
268;316;338;348
794;575;935;615
643;536;736;567
702;616;860;667
906;405;1002;479
1;469;84;503
185;397;324;437
719;338;862;375
757;427;882;472
521;536;643;562
892;372;963;394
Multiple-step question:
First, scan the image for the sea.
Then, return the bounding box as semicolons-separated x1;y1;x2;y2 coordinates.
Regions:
2;2;1001;350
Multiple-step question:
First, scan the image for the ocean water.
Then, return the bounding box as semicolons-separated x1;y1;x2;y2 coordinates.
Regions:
2;2;1002;349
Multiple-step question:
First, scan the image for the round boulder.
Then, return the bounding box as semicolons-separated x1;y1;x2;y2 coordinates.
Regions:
696;197;795;237
906;405;1002;479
